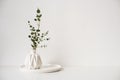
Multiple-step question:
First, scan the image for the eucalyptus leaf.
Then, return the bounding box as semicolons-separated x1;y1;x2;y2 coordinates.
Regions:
34;18;37;21
37;9;40;13
28;21;30;23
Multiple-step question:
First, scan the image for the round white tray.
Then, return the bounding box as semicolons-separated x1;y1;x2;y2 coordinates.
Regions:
20;64;62;73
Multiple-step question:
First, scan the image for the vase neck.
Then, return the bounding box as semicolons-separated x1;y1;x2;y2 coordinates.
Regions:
33;49;36;54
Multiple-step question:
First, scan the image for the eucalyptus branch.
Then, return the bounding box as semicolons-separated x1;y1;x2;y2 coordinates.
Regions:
28;8;50;50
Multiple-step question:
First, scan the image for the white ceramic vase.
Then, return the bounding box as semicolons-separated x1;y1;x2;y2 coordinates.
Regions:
24;49;42;69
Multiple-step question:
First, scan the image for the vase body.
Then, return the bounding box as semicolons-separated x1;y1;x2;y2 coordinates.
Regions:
24;49;42;69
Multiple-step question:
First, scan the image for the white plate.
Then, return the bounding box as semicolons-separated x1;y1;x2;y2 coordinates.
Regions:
20;64;62;73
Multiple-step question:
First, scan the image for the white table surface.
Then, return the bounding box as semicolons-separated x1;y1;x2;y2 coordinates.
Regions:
0;66;120;80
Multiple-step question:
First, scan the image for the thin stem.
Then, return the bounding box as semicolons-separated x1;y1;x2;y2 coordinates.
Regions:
37;21;40;29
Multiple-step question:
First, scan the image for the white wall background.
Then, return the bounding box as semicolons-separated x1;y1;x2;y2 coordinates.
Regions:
0;0;120;66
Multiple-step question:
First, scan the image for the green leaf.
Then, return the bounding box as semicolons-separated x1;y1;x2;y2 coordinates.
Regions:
38;18;40;21
43;45;45;48
31;32;34;35
28;35;31;38
37;9;40;13
36;38;38;41
39;38;43;41
42;33;44;36
36;14;42;18
46;31;49;34
39;14;42;17
28;21;30;23
38;33;40;36
41;45;43;48
34;18;37;21
33;37;36;39
32;27;35;31
31;44;34;48
44;31;49;36
46;38;50;40
31;39;34;42
36;29;40;32
30;25;32;28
